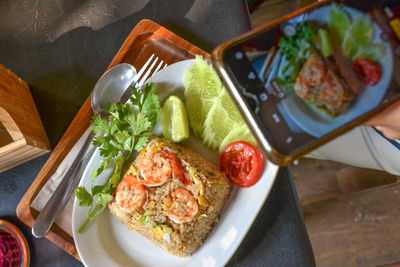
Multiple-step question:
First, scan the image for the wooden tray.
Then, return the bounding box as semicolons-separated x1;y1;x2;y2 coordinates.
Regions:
16;19;209;259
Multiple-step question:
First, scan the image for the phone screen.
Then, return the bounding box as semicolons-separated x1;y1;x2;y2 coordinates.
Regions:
221;1;400;156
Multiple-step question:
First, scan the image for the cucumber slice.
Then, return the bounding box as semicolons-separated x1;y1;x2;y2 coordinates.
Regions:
183;56;256;151
218;123;257;153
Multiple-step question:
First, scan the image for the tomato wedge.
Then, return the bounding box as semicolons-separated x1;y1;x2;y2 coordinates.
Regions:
354;58;381;86
220;141;264;187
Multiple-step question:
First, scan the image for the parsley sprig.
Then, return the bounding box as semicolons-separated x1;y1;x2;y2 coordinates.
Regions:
75;83;161;233
275;22;315;92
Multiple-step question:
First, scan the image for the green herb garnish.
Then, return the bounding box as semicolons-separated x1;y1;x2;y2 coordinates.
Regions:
140;215;150;224
276;22;315;92
217;180;225;191
75;83;161;233
153;222;166;228
189;166;197;176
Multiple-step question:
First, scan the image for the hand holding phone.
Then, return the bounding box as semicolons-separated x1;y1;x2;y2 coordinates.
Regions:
365;101;400;140
212;1;400;165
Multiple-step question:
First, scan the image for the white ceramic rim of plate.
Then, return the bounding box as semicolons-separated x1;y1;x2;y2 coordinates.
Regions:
72;59;279;267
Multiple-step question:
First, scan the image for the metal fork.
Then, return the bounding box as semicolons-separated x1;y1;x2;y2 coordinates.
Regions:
120;54;168;103
32;54;167;238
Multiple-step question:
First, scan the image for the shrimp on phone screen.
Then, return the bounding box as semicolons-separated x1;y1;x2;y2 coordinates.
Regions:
294;51;326;101
115;174;147;213
164;188;199;223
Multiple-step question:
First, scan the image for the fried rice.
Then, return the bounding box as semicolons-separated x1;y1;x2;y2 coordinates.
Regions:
109;137;231;257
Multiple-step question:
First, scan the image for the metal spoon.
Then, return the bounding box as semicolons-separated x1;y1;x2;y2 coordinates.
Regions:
32;63;137;238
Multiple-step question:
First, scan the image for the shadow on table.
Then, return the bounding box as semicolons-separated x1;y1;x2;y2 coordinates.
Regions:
0;153;82;266
0;0;250;148
227;167;316;266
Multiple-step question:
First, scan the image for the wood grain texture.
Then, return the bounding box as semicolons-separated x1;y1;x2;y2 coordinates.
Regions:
0;126;13;147
16;19;208;259
292;158;399;266
250;0;315;27
0;65;50;173
291;158;397;206
303;182;400;266
250;2;400;265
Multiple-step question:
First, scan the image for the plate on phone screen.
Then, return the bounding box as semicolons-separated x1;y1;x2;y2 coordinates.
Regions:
279;4;393;138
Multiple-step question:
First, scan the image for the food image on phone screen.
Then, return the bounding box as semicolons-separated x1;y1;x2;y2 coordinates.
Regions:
221;1;400;157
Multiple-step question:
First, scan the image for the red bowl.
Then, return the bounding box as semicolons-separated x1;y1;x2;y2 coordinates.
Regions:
0;219;30;267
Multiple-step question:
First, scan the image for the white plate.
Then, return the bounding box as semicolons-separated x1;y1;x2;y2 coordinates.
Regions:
72;59;279;267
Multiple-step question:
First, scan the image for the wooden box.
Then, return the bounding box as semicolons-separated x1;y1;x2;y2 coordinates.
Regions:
0;64;50;173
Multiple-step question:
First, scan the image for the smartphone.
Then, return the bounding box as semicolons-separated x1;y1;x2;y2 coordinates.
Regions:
212;0;400;166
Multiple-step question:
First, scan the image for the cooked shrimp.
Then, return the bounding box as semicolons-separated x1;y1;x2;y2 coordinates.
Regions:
136;151;173;187
294;52;326;101
164;188;198;223
163;152;190;186
115;175;147;213
294;76;314;100
319;70;345;110
301;52;326;86
136;151;189;187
